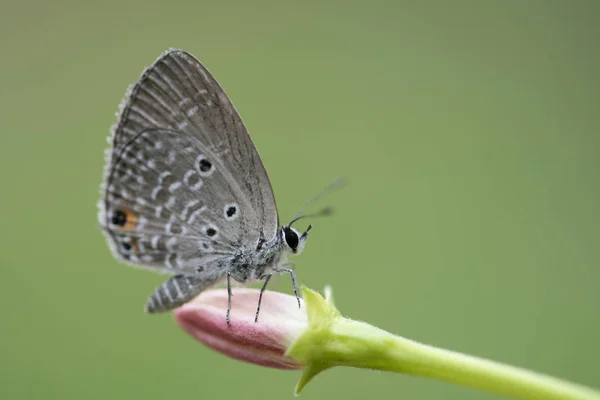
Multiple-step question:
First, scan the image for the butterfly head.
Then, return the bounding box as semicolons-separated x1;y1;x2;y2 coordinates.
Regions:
281;205;334;255
281;224;311;255
279;178;343;256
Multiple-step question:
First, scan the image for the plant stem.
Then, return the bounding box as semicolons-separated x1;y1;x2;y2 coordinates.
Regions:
330;319;600;400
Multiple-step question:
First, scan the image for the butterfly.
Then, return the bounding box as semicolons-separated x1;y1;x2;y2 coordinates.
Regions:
98;49;337;324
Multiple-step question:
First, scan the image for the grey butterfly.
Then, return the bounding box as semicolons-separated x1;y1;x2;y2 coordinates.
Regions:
98;49;335;324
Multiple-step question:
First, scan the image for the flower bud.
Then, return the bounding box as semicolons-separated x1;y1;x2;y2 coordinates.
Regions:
174;288;307;369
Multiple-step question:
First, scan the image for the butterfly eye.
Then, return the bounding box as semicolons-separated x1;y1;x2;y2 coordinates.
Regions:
283;226;299;252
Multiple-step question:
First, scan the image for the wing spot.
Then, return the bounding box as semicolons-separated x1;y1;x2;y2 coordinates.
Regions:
119;237;138;253
224;203;239;221
168;181;182;193
181;199;200;219
151;186;164;200
111;209;137;231
196;155;214;177
165;254;174;269
203;224;218;238
111;210;127;226
166;216;183;235
167;150;176;164
166;237;178;251
199;241;213;252
166;196;176;208
179;98;193;108
183;170;203;191
165;253;178;270
136;216;148;231
187;206;207;225
186;105;199;117
158;171;172;183
199;159;212;172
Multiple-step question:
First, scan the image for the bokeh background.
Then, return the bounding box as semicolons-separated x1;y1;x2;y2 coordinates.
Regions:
1;1;599;399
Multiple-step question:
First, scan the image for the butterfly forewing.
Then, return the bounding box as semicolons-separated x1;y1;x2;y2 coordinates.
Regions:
99;49;279;274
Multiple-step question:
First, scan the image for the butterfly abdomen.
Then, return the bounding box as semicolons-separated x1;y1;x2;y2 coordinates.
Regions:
145;274;217;313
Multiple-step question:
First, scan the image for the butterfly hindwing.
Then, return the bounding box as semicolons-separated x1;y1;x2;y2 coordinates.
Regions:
99;49;279;274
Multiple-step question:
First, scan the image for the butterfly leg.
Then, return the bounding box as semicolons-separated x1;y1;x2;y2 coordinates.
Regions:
145;274;213;313
254;274;273;323
226;272;232;326
275;266;301;308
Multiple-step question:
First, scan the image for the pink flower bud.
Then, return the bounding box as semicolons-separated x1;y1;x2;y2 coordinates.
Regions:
174;289;307;370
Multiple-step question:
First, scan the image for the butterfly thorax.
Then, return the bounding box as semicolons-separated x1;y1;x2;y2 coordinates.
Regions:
227;224;303;283
228;242;285;283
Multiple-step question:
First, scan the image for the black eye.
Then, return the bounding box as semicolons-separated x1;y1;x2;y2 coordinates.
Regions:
283;227;299;251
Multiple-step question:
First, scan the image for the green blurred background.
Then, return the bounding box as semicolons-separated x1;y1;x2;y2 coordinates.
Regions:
1;1;599;399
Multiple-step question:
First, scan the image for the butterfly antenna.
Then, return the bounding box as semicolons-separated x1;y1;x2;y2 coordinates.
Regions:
288;177;345;226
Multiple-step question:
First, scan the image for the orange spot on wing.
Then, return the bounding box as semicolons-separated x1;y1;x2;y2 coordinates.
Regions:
120;209;138;232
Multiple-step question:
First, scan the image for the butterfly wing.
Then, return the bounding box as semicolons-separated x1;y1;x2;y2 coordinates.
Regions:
99;49;279;274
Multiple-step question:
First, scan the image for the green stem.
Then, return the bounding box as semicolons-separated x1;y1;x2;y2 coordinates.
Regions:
330;318;600;400
288;288;600;398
